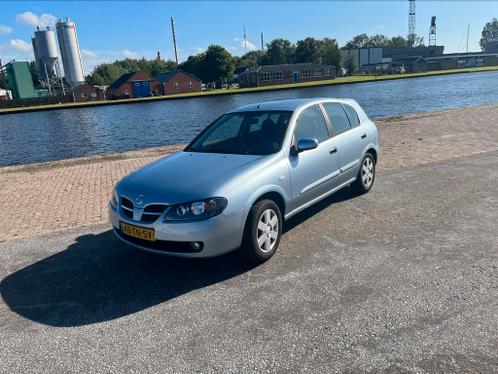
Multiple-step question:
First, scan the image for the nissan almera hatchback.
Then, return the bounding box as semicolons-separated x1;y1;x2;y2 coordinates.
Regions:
109;98;379;262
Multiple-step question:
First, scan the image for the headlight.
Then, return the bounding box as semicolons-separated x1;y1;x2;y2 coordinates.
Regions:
110;188;118;208
164;198;228;221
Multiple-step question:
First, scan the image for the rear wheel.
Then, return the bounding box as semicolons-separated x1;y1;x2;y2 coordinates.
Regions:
352;153;376;194
241;199;282;263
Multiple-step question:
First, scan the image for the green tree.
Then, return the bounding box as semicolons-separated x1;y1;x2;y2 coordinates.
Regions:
407;33;424;47
344;53;357;75
265;38;294;65
200;45;236;84
179;53;205;78
388;35;408;48
320;38;342;67
344;33;370;49
480;18;498;51
294;37;322;64
86;57;177;85
367;34;390;48
239;50;266;68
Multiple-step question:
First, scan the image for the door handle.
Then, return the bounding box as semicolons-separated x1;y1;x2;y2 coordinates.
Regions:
361;133;367;139
329;147;337;154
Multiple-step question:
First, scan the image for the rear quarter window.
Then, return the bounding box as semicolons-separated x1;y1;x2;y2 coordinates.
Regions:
343;104;361;128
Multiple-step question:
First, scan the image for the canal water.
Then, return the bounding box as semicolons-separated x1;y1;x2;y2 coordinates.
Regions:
1;71;497;166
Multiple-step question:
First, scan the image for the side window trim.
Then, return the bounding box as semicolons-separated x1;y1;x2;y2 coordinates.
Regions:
318;103;334;138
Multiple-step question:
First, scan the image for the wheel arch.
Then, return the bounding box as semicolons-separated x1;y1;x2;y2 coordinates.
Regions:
364;146;378;163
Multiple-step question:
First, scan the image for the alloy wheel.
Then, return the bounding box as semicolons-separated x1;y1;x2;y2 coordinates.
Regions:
361;157;374;188
257;209;279;253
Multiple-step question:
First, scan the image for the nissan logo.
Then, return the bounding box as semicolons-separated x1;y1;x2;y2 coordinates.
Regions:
135;194;145;207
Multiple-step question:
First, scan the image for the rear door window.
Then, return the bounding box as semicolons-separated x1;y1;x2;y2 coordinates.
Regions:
322;103;351;135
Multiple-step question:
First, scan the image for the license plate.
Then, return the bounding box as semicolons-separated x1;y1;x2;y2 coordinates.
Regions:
121;222;155;242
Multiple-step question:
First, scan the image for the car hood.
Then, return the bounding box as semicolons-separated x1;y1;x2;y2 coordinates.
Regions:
117;151;264;205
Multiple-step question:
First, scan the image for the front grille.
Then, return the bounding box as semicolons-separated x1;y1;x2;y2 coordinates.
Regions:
121;197;133;209
119;196;168;223
116;229;203;253
144;205;168;214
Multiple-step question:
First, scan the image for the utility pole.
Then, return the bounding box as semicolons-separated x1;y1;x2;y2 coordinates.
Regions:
171;17;179;69
243;25;248;54
466;24;470;53
260;32;264;52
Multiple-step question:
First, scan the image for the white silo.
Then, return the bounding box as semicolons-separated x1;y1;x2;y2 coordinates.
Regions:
56;18;85;88
34;26;59;77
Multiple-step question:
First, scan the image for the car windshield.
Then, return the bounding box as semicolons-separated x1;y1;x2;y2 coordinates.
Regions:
185;111;292;155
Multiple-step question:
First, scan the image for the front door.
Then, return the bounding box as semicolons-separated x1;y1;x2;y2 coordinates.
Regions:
132;80;151;98
292;71;300;83
288;105;340;213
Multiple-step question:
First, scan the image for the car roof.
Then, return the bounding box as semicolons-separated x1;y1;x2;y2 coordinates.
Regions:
228;97;357;113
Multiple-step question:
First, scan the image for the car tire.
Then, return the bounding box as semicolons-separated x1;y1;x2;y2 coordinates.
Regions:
241;199;282;263
352;152;376;194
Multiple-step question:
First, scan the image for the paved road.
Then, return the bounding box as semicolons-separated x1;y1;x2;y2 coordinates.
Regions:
1;151;497;373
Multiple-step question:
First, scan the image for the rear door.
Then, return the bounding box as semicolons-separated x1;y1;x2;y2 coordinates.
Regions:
322;102;366;183
288;104;340;212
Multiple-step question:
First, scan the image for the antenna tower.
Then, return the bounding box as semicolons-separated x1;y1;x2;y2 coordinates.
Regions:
243;25;248;54
408;0;416;46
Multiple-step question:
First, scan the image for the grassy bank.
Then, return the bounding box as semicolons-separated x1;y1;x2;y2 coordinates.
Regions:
1;65;498;115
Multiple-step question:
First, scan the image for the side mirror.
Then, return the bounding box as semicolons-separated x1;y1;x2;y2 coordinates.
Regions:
296;138;319;153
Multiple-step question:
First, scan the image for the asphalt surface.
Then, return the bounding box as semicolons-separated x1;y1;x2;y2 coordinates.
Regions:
1;150;497;373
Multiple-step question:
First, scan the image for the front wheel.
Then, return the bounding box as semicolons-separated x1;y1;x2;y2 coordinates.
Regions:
352;153;376;194
241;199;282;263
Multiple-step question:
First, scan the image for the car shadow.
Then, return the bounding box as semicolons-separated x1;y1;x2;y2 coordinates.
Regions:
283;186;359;233
0;186;359;328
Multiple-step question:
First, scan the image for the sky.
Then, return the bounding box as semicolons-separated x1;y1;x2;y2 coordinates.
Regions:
0;1;496;74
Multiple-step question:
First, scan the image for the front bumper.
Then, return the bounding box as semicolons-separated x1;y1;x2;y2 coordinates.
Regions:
108;203;247;258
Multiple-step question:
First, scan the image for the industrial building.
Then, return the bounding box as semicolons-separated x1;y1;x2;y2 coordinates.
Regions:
154;71;202;95
106;71;160;99
238;63;336;88
342;45;445;72
485;38;498;54
4;61;36;99
56;18;85;88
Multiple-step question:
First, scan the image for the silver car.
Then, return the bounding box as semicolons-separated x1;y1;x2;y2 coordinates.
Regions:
109;98;379;262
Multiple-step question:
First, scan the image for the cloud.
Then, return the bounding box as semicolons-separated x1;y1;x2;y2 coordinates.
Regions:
0;25;13;35
122;49;138;59
16;11;57;28
234;37;257;52
81;49;98;59
193;46;205;54
9;39;32;52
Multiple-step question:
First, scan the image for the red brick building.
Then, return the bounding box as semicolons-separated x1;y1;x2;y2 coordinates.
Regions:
154;70;202;95
70;83;105;102
238;63;336;88
106;71;160;99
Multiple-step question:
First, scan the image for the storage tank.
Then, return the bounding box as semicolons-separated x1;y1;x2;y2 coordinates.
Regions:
56;18;85;87
31;37;44;76
34;26;59;77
